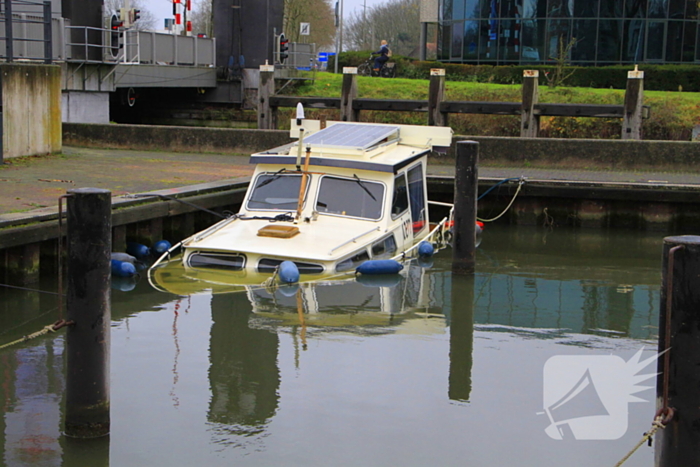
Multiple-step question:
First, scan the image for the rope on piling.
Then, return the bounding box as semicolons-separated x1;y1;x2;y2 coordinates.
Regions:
0;319;74;350
477;178;525;223
613;408;674;467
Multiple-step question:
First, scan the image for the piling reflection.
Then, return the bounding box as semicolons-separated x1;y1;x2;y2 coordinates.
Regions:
207;292;280;443
448;273;474;402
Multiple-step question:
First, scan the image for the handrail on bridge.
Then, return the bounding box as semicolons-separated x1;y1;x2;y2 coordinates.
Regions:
0;0;52;64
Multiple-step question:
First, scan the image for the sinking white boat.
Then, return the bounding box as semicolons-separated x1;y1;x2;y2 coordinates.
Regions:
150;119;456;288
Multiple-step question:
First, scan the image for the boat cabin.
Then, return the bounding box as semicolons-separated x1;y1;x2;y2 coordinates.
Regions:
175;120;453;279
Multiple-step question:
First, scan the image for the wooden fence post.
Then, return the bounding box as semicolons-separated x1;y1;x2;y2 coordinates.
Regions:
622;65;644;140
257;63;275;130
428;68;447;126
520;70;539;138
340;67;358;122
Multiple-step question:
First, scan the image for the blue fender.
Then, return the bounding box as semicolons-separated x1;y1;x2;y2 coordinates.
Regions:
418;241;435;257
151;240;172;256
126;242;150;259
356;259;404;275
111;259;137;277
278;260;300;284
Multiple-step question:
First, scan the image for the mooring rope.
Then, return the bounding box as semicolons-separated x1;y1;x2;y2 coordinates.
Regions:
477;178;525;223
0;319;73;350
613;411;672;467
0;283;61;295
127;193;229;219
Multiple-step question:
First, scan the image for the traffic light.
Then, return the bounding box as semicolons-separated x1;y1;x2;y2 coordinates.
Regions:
279;33;289;64
110;14;123;57
133;9;141;21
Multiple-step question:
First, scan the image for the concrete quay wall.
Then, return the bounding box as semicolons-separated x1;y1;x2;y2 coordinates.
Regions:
2;64;62;160
63;123;700;171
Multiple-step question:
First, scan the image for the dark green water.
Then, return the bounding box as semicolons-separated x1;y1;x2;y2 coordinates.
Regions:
0;225;666;466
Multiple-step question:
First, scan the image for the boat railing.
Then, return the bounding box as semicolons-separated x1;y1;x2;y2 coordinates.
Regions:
190;216;238;243
329;226;381;255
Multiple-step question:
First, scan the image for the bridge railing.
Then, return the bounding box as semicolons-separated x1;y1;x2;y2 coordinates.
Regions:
0;0;53;63
137;30;215;66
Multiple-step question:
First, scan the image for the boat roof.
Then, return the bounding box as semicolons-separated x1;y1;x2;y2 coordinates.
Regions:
302;123;399;151
250;120;453;174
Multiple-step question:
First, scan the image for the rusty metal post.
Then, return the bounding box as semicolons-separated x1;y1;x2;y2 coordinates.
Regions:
656;236;700;466
452;141;479;275
340;67;358;122
428;68;446;126
520;70;539;138
257;63;275;130
64;188;112;438
623;66;644;140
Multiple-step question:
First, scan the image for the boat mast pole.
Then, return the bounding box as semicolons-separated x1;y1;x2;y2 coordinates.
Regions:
295;146;312;221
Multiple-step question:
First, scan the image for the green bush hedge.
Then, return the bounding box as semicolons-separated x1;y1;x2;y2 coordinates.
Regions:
328;51;700;92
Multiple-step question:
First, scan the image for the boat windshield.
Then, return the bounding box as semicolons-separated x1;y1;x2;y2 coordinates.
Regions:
315;176;384;220
247;173;306;211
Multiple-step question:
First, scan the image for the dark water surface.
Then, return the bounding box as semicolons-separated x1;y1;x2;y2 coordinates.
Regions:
0;225;667;466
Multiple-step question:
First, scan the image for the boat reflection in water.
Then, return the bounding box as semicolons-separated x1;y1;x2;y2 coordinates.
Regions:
0;226;664;466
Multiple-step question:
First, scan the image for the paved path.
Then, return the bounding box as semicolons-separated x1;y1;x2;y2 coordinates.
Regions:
0;147;254;213
2;146;700;215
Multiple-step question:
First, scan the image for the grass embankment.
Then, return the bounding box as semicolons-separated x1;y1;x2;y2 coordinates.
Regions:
283;72;700;141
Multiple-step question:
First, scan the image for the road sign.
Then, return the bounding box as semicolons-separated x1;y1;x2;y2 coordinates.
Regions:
300;22;310;36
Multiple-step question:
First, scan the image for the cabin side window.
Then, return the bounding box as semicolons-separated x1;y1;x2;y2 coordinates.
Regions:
188;252;246;271
407;164;427;234
391;173;409;219
247;173;307;211
336;250;371;272
371;235;397;259
315;176;384;220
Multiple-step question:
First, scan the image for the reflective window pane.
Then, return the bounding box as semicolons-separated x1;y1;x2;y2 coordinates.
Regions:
452;21;465;58
600;0;623;18
626;0;647;18
520;18;544;62
573;0;599;17
648;0;668;18
465;0;481;19
453;0;465;20
463;20;480;59
646;20;666;60
597;19;623;61
443;0;453;20
665;20;684;61
681;21;696;61
438;0;698;64
545;19;572;60
571;19;598;63
623;19;646;62
547;0;573;17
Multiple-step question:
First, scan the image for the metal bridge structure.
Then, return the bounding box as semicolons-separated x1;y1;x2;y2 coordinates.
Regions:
0;0;314;124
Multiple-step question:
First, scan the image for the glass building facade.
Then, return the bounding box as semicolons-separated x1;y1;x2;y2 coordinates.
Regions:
437;0;700;65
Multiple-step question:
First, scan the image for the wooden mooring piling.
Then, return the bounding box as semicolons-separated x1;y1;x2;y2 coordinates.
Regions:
64;188;111;438
655;236;700;465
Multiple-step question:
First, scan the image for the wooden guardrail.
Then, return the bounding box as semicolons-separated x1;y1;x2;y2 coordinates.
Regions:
260;67;649;140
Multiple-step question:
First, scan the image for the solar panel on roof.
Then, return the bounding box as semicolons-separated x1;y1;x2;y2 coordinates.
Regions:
302;123;399;150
